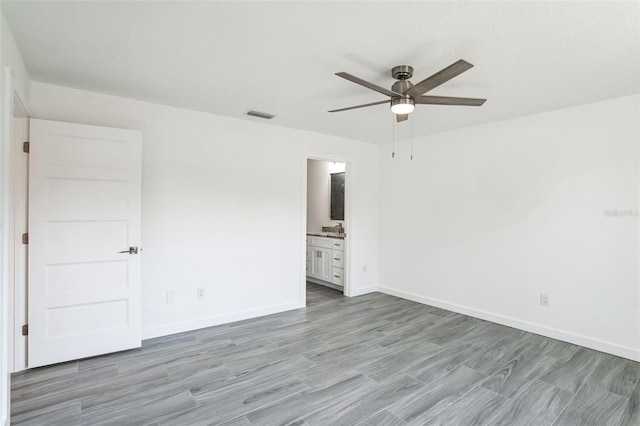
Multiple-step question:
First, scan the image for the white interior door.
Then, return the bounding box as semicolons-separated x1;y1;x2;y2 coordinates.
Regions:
28;119;142;368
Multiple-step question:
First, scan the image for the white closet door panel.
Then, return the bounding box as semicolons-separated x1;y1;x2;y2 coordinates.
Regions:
28;119;142;368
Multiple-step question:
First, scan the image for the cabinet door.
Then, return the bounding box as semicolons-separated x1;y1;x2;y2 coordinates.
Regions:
308;247;317;278
309;247;331;281
309;247;322;278
318;248;333;281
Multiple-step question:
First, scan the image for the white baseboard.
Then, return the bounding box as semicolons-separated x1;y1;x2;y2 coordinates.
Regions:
141;300;304;340
378;286;640;362
349;286;378;297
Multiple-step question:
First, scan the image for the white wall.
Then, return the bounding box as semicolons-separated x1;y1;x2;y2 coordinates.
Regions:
30;82;380;338
0;12;29;108
0;8;31;424
306;160;344;233
379;94;640;360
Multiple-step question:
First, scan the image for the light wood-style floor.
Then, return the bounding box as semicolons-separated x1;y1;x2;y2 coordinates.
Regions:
11;283;640;425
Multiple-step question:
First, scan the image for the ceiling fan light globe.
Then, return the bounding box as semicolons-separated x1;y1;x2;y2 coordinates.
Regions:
390;98;415;114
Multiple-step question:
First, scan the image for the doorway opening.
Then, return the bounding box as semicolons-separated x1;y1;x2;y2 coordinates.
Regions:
305;158;348;304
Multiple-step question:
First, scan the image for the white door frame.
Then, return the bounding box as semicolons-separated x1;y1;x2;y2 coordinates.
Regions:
1;65;32;426
301;152;352;301
10;96;29;373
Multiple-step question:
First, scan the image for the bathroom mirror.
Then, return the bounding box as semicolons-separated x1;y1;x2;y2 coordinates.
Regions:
330;172;345;220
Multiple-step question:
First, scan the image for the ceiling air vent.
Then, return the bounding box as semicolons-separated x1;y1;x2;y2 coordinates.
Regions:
246;110;276;120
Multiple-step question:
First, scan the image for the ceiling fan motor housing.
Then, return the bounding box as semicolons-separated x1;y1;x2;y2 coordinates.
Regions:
392;66;414;96
391;66;415;113
392;80;413;96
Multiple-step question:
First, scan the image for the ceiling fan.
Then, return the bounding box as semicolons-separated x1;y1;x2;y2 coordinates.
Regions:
329;59;486;122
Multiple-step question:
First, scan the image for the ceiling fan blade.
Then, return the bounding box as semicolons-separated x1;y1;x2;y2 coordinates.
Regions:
328;99;390;113
415;95;486;106
406;60;474;97
396;114;408;122
336;72;400;98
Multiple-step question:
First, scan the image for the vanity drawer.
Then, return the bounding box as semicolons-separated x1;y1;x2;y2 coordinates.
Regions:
331;267;344;286
330;239;345;251
331;252;344;268
309;237;332;249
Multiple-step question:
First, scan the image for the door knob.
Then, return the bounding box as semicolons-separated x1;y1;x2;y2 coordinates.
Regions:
119;246;139;254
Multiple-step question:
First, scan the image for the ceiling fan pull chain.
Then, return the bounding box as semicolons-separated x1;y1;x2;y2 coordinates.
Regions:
410;118;414;160
392;113;396;159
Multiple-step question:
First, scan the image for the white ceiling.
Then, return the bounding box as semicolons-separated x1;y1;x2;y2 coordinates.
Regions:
2;1;639;144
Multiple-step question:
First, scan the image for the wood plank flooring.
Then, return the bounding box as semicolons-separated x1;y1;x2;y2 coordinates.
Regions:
11;283;640;425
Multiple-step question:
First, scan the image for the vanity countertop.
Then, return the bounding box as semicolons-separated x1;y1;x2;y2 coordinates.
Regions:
307;232;346;239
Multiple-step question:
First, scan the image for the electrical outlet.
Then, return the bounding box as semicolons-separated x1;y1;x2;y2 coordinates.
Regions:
166;291;175;304
197;287;205;300
540;293;549;307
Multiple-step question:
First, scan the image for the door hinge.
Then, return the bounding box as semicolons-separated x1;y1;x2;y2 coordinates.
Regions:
22;233;28;244
21;324;28;336
23;141;29;153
